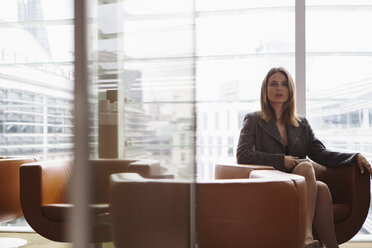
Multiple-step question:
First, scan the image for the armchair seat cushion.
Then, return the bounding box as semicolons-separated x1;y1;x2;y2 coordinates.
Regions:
41;203;109;221
333;204;350;223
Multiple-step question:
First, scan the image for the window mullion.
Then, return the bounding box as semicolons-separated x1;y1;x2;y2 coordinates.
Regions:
296;0;306;116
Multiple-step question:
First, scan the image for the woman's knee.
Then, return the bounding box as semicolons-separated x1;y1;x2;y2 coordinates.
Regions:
316;181;332;199
293;162;315;179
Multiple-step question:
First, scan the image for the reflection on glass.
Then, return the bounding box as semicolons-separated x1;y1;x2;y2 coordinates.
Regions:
117;0;196;180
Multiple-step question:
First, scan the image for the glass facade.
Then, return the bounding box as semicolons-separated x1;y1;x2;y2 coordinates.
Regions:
0;0;371;244
196;1;295;179
306;1;372;237
0;0;74;160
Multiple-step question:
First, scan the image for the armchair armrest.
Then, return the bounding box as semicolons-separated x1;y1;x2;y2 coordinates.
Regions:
20;160;72;241
128;159;168;176
0;157;38;223
20;160;71;206
312;163;370;205
215;162;274;179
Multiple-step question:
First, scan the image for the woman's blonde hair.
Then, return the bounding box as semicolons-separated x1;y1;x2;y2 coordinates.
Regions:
260;67;300;127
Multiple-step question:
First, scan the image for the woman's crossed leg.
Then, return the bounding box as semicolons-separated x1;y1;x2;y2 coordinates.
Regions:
292;162;339;248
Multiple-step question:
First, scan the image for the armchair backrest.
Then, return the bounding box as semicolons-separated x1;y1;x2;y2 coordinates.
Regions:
91;159;164;203
108;171;307;248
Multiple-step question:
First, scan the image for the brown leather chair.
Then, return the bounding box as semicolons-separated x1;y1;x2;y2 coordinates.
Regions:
0;156;39;248
109;169;307;248
109;173;190;248
312;162;370;244
216;162;371;246
19;159;166;243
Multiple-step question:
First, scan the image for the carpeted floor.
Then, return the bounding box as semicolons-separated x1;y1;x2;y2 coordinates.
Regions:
0;232;371;248
340;242;372;248
0;232;70;248
0;232;114;248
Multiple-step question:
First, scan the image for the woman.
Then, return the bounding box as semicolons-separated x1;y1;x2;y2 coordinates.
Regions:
237;67;372;248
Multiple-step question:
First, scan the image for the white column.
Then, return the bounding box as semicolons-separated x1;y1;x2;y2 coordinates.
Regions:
190;0;197;247
117;2;125;159
43;96;48;159
296;0;306;116
70;0;91;247
363;108;369;128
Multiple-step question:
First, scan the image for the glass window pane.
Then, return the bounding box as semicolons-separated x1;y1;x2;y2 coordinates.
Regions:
120;0;195;179
306;1;372;238
123;0;194;59
0;0;73;237
196;1;295;179
0;1;74;160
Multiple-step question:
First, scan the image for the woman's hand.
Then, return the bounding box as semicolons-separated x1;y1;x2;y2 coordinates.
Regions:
356;154;372;175
284;155;299;171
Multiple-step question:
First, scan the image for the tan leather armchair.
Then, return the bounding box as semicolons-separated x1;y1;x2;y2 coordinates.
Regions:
109;168;308;248
19;159;165;243
109;173;190;248
0;156;39;248
0;157;39;222
312;162;370;244
217;162;371;246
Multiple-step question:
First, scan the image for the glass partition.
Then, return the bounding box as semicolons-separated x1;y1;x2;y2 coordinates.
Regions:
95;0;197;246
1;0;372;246
117;0;196;179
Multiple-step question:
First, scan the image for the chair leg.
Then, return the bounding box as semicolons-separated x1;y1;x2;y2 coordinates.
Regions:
91;242;114;248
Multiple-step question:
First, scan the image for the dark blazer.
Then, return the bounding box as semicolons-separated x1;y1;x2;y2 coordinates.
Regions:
237;111;357;172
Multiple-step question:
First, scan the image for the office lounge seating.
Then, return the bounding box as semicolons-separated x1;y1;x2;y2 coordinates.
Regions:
312;162;370;245
109;173;190;248
109;168;307;248
0;156;39;248
19;159;165;243
217;162;371;246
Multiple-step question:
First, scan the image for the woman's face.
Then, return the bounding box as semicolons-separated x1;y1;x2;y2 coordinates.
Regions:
267;72;289;105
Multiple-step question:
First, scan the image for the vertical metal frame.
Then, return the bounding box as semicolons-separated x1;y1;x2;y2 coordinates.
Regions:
190;1;197;247
70;0;91;247
295;0;306;116
117;2;125;159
